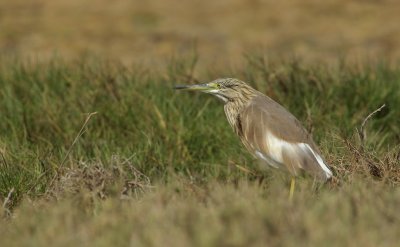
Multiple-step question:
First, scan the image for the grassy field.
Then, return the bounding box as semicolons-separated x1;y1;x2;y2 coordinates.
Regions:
0;56;399;246
1;0;400;246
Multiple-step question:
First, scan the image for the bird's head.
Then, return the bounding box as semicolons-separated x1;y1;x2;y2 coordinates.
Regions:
174;78;256;103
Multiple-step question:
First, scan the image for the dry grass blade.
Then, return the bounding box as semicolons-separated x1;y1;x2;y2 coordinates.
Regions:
358;104;386;146
2;187;14;217
235;164;256;176
46;112;98;192
0;152;8;168
60;112;98;168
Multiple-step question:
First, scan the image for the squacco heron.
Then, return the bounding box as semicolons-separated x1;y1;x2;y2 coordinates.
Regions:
175;78;332;199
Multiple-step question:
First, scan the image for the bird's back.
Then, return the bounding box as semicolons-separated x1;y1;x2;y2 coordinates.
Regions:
230;94;332;180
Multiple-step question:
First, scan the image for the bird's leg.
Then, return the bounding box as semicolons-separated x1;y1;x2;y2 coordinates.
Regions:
289;177;295;201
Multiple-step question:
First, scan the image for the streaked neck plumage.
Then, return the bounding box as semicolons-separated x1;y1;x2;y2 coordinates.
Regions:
223;87;258;135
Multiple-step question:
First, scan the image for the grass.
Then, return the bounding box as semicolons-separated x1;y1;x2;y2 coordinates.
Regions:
0;56;399;246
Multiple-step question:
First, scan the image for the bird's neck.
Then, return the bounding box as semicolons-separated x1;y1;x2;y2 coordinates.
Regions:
224;92;257;134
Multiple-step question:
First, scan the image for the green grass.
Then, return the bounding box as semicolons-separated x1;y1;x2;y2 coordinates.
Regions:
0;56;399;246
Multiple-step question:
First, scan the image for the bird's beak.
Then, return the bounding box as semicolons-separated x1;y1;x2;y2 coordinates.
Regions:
174;83;217;93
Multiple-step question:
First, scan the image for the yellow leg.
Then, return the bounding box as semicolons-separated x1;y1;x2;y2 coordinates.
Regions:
289;177;295;201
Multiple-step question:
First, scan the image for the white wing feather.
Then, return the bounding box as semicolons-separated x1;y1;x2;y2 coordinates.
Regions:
255;132;332;179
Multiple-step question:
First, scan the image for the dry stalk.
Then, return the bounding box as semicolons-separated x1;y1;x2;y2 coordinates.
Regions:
60;112;98;168
235;164;256;176
2;187;14;217
47;112;98;192
358;104;385;146
349;104;388;178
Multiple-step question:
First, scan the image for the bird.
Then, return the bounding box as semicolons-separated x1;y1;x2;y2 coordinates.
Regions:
174;78;333;199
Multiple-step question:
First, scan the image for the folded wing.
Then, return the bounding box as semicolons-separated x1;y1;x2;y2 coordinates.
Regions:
239;95;332;180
